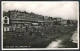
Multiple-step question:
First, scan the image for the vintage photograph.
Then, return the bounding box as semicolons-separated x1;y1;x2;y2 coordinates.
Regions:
1;1;79;50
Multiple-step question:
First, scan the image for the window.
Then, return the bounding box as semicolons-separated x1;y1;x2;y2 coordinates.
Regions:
11;16;14;19
4;20;7;23
5;17;7;19
6;28;7;31
16;17;18;19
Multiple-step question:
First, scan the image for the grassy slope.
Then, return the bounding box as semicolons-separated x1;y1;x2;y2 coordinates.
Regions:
3;25;77;48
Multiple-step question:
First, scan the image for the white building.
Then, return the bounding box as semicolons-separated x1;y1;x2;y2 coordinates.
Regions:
3;16;10;32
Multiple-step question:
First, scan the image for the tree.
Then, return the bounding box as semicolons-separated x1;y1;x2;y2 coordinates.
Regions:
67;19;70;25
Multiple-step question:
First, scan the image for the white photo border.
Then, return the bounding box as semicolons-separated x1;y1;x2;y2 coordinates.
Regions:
1;1;79;50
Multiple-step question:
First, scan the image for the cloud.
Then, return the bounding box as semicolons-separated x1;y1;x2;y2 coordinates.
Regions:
2;1;79;20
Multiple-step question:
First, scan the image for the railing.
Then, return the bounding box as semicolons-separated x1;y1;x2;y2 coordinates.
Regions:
11;19;26;20
11;22;25;23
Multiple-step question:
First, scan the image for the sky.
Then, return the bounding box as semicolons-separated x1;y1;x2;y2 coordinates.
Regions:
2;1;79;20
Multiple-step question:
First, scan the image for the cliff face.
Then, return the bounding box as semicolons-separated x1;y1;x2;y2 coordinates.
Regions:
71;31;78;43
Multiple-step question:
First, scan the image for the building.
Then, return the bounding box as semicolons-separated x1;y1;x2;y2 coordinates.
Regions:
3;10;76;36
9;10;27;32
3;16;10;32
53;18;62;25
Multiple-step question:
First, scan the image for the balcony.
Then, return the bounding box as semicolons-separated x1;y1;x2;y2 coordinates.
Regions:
11;22;25;23
11;19;26;20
